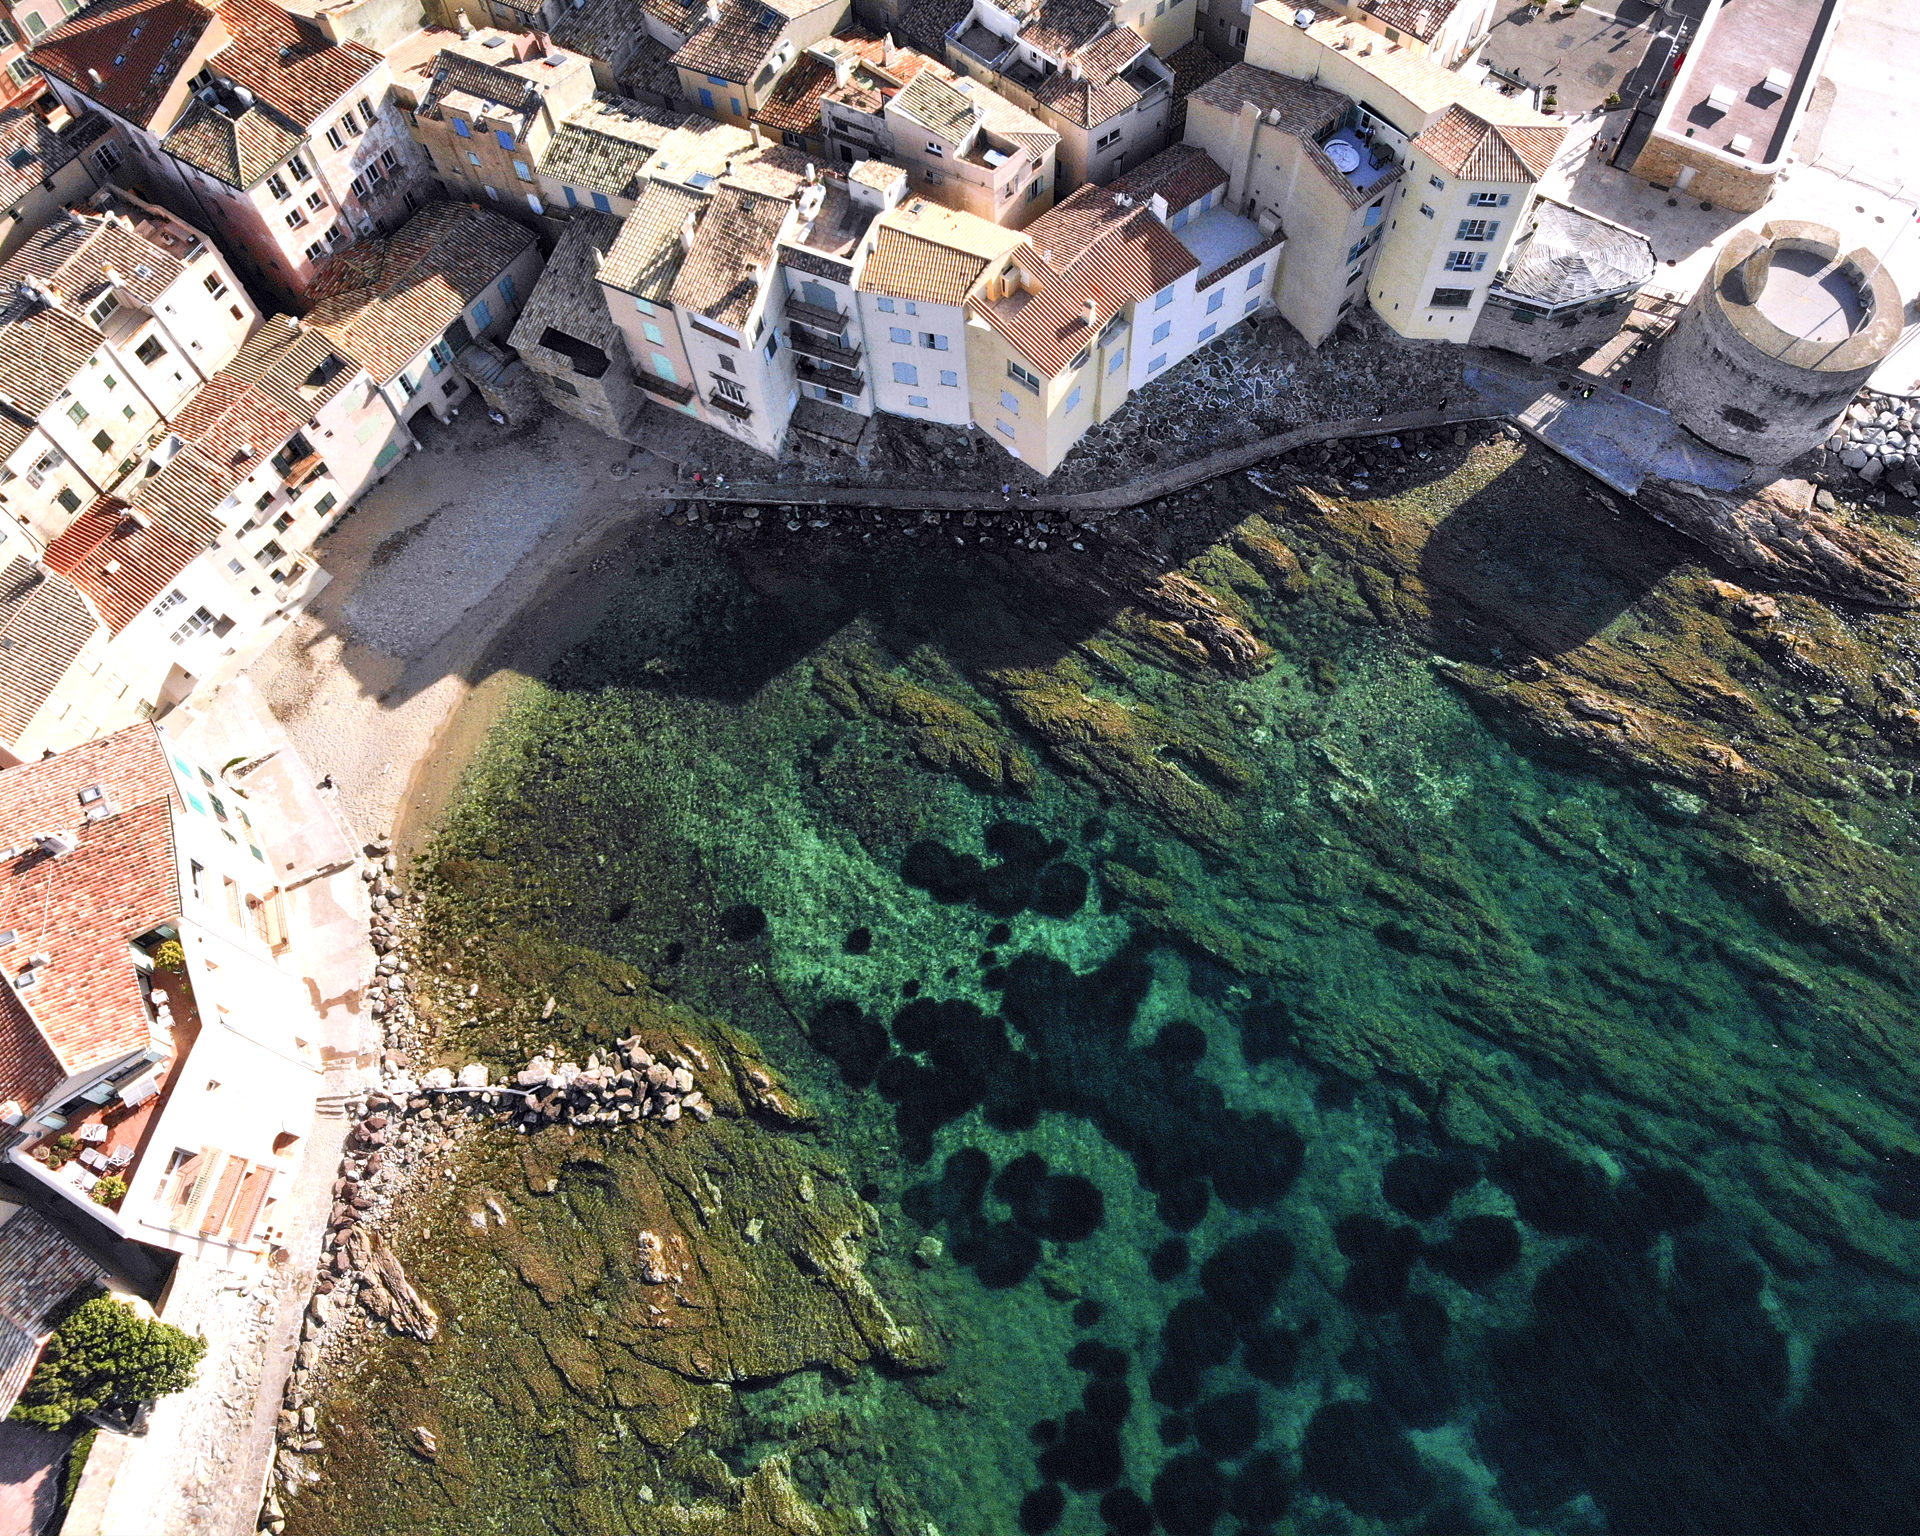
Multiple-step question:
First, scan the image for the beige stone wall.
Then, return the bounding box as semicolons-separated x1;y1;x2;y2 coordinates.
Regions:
1626;134;1775;214
1470;297;1630;364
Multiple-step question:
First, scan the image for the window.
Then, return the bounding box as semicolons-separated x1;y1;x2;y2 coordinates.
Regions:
351;175;370;198
1001;388;1020;414
889;326;911;344
285;207;307;229
91;430;112;453
313;492;337;517
730;98;742;117
1007;360;1040;393
763;331;778;360
1430;287;1474;309
1154;283;1175;310
894;362;919;386
1469;192;1510;207
1149;353;1167;372
1419;203;1435;220
1063;385;1082;413
714;376;746;403
305;242;326;262
1244;298;1259;313
642;321;664;345
907;394;928;407
1429;174;1445;190
995;418;1014;439
169;605;216;644
1456;219;1499;242
153;588;187;619
1206;289;1224;314
289;154;310;181
468;152;481;167
122;404;135;419
88;291;119;327
360;97;377;125
499;274;518;307
514;159;532;182
590;190;611;212
273;511;294;533
919;333;948;350
56;487;80;513
877;297;896;313
325;126;345;151
92;142;121;175
380;149;400;172
699;88;714;110
1445;250;1488;273
707;75;727;86
1071;348;1091;370
551;376;580;397
255;540;287;569
306;191;325;211
204;273;228;299
326;223;343;246
1108;347;1126;374
924;169;942;185
1027;179;1042;202
66;400;87;425
267;173;289;200
1198;323;1217;343
1151;320;1171;344
472;298;492;329
229;558;245;575
939;369;958;387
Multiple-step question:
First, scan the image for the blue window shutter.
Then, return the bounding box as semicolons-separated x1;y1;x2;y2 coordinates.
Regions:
564;185;578;207
591;191;611;213
496;129;513;150
699;88;714;110
472;297;492;329
499;274;517;307
452;118;470;138
730;98;742;117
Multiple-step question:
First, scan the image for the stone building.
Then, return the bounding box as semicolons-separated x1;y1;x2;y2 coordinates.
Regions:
509;210;651;432
1655;219;1902;469
1470;198;1654;364
1624;0;1841;216
0;102;123;263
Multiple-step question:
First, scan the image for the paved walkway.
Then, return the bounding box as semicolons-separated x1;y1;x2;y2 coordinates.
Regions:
646;407;1501;518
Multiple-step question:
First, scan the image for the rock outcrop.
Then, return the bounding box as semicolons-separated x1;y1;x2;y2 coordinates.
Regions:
1635;475;1920;608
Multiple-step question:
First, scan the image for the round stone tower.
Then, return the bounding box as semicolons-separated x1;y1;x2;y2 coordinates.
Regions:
1655;220;1902;467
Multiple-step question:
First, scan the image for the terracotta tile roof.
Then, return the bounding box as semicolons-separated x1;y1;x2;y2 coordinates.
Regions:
28;0;218;132
1413;102;1562;182
1031;25;1149;129
219;313;360;419
859;198;1024;306
963;77;1059;157
891;70;976;140
719;141;814;198
1110;143;1227;214
669;182;789;328
2;208;184;313
160;99;304;190
0;1210;106;1418
755;51;835;136
34;0;383;133
670;0;788;84
42;493;221;635
1020;0;1112;57
848;157;905;191
549;0;653;72
1189;61;1348;135
0;723;187;1077
0;556;100;752
305;203;535;383
642;113;754;189
977;182;1195;374
1164;38;1229;105
540;94;682;200
1353;0;1459;43
0;108;96;211
160;364;308;494
598;178;705;298
0;980;63;1123
0;295;107;464
617;34;685;103
0;796;172;1076
642;0;705;34
508;212;628;377
894;0;972;56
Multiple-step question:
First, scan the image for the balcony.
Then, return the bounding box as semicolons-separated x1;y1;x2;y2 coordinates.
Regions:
796;356;865;395
638;370;696;405
707;390;753;420
787;324;862;369
786;296;848;331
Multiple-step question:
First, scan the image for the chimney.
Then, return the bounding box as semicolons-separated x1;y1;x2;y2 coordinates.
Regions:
455;8;473;34
704;0;720;22
678;210;698;253
1083;298;1097;331
87;68;104;88
750;121;763;147
883;32;899;68
805;160;817;184
833;51;853;87
723;157;735;176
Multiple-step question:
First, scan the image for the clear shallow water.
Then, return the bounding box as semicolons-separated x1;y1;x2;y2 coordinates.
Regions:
296;517;1920;1536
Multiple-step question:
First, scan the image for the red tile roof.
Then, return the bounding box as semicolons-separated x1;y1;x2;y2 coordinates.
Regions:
976;181;1195;375
32;0;381;134
1031;24;1148;129
1413;103;1563;183
42;493;222;636
305;202;535;383
0;724;184;1083
1110;143;1227;217
1354;0;1456;44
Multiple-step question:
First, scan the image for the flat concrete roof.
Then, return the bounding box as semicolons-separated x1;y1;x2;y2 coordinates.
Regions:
1755;246;1864;343
1661;0;1832;163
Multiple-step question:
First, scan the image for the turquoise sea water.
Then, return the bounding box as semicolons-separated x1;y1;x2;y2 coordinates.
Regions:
302;497;1920;1535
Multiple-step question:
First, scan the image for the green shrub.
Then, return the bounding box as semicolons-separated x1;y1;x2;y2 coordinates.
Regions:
90;1176;127;1206
8;1291;205;1431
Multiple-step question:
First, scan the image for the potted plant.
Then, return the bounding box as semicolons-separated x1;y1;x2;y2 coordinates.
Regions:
90;1176;128;1207
42;1134;79;1170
